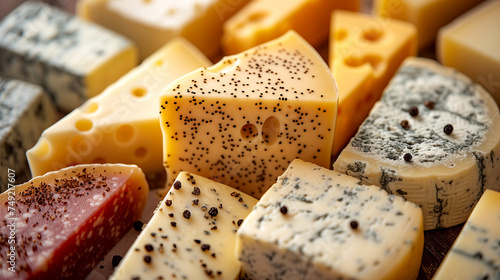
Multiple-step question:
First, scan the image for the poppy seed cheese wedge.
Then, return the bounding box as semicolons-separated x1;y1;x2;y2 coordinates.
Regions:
110;172;258;280
333;57;500;230
236;159;424;280
0;164;149;280
160;31;338;198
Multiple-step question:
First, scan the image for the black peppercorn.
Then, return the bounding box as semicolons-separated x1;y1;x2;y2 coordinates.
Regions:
444;124;453;135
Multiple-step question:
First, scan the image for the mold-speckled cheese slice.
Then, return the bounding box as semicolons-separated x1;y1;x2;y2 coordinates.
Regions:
110;172;258;280
236;159;424;280
160;30;338;198
0;164;149;280
333;57;500;230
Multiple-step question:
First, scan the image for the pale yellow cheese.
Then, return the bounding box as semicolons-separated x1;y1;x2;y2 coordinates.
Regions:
221;0;359;55
110;171;258;280
160;31;338;198
433;189;500;280
329;10;417;156
438;0;500;106
77;0;249;60
374;0;484;49
27;38;211;178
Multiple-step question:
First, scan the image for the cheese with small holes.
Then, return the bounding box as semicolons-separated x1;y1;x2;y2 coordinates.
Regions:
26;38;211;179
0;1;138;112
77;0;249;60
0;77;58;190
222;0;359;55
373;0;484;49
0;164;149;280
329;10;417;156
236;159;424;280
433;189;500;280
333;57;500;230
437;0;500;106
160;31;338;198
110;171;258;280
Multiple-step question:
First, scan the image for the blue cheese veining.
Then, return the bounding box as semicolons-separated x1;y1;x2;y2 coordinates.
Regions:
333;57;500;230
0;1;138;112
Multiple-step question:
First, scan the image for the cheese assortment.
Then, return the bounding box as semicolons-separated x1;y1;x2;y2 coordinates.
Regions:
111;171;258;280
0;1;138;113
237;159;424;280
437;0;500;106
160;31;337;198
329;10;417;156
0;164;149;280
373;0;484;49
77;0;250;60
221;0;359;55
26;38;210;180
432;189;500;280
0;77;58;192
334;57;500;230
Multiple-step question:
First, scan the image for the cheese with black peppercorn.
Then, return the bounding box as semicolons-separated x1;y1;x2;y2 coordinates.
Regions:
160;31;338;198
0;77;58;190
0;1;138;112
236;159;424;280
333;57;500;230
0;164;149;280
110;171;258;280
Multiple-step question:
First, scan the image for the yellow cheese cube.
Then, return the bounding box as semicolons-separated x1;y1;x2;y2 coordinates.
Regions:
438;0;500;106
160;31;338;198
374;0;484;49
77;0;250;60
329;10;417;156
221;0;359;55
27;38;211;178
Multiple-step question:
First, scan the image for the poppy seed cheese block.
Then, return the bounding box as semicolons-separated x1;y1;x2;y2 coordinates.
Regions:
236;159;424;280
110;172;258;280
333;57;500;230
160;31;338;198
0;77;58;190
0;1;138;112
433;189;500;280
0;164;149;280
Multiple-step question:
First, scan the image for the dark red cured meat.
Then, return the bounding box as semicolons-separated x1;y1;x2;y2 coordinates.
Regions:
0;164;149;280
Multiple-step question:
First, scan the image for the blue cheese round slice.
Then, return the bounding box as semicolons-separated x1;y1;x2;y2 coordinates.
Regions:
333;57;500;230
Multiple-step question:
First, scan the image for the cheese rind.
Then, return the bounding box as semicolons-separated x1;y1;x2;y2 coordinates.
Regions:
437;0;500;106
26;38;210;179
236;159;424;280
329;10;417;156
159;31;338;198
333;57;500;230
222;0;359;55
0;77;58;189
433;189;500;280
77;0;249;60
0;1;138;112
110;171;258;280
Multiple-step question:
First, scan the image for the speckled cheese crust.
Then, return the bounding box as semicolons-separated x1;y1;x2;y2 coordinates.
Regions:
333;57;500;230
0;2;138;112
0;164;149;280
160;31;338;198
236;159;424;280
111;172;258;280
26;38;210;179
433;189;500;280
0;77;58;190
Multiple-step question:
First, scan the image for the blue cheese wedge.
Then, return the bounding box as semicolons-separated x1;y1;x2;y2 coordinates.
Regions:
0;1;138;112
433;189;500;280
333;57;500;230
236;159;424;280
110;172;258;280
0;77;58;190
